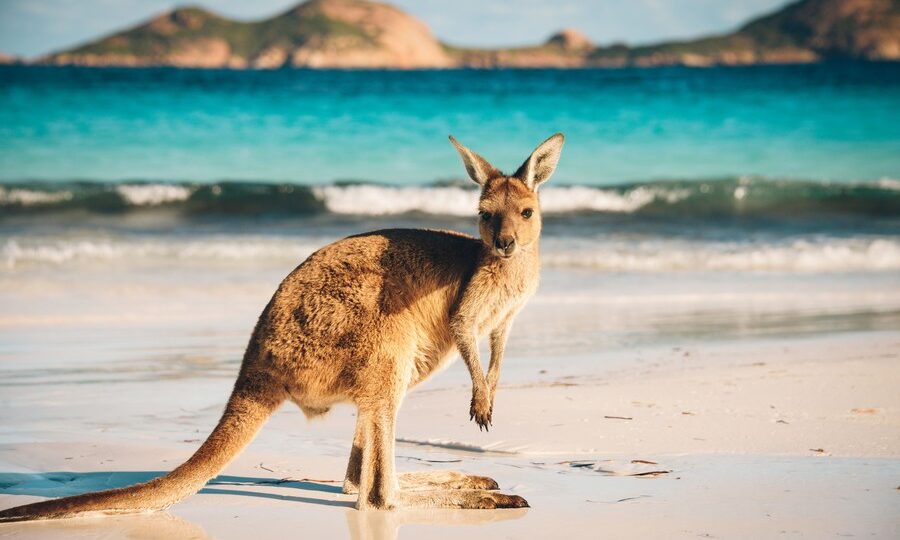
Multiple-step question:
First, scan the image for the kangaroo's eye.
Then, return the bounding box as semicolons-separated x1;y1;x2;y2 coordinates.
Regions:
480;211;492;221
521;208;534;219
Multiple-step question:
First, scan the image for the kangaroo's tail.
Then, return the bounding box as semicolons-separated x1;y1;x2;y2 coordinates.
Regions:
0;381;283;523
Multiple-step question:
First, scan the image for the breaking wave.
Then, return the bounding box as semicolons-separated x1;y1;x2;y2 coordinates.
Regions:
541;237;900;273
1;177;898;218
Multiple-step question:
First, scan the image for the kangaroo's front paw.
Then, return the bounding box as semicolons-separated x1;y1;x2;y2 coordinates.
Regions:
469;390;492;431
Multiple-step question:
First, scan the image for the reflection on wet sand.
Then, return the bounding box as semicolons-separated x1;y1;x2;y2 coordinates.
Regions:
346;505;528;540
0;511;212;540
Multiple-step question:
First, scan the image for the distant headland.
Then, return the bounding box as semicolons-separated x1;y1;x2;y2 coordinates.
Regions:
8;0;900;69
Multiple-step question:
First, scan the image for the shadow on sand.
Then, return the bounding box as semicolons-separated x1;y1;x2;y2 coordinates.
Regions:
0;470;339;497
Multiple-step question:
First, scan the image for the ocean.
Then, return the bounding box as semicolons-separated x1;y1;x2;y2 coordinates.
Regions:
1;62;899;272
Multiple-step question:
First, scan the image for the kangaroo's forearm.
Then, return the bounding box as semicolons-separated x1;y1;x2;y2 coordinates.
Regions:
486;323;510;397
487;328;507;397
453;323;487;392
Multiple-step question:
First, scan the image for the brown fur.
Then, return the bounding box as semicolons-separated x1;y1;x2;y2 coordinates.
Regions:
0;133;564;521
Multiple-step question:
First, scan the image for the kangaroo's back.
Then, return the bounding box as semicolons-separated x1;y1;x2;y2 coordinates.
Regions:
270;228;484;330
253;228;484;402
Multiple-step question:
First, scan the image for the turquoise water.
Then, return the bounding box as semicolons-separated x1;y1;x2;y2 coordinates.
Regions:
1;63;899;184
1;63;899;273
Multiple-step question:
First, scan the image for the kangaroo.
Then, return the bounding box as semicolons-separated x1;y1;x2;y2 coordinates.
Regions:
0;133;564;521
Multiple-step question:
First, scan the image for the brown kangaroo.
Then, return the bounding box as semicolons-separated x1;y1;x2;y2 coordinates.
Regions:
0;133;564;521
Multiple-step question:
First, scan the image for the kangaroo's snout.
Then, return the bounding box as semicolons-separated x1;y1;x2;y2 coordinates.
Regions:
494;236;516;257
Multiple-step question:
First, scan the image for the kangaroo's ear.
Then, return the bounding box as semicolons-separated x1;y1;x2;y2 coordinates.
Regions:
449;135;500;186
514;133;565;191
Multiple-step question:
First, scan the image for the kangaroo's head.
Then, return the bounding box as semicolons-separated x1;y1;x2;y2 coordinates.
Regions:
449;133;564;259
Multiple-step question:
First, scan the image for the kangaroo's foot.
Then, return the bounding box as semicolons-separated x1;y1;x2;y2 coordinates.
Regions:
399;471;499;491
398;489;528;509
344;470;499;494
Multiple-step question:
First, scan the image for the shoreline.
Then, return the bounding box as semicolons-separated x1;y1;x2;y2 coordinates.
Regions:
5;60;892;71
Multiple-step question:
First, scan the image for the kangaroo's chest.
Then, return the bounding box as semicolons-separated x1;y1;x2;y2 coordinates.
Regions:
473;273;537;335
409;257;539;385
410;276;535;387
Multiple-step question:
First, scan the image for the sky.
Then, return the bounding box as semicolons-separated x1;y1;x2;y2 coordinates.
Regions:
0;0;792;58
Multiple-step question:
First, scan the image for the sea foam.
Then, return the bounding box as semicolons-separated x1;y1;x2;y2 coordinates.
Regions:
0;186;73;206
5;235;899;273
115;184;193;206
542;237;900;273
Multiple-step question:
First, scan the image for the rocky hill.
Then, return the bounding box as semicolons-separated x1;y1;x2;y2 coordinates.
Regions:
0;52;20;65
612;0;900;66
40;0;900;68
45;0;451;68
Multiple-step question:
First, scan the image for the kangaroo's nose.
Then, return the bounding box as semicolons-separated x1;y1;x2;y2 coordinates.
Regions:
494;236;516;253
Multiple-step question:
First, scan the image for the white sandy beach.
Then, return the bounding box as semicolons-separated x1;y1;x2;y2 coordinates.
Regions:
1;256;899;539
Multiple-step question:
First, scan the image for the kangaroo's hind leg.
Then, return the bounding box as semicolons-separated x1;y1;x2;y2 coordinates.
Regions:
344;413;498;494
343;414;365;495
355;402;401;510
352;404;527;509
352;394;526;509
